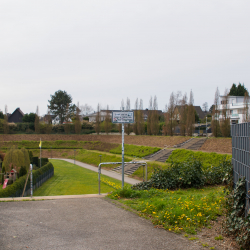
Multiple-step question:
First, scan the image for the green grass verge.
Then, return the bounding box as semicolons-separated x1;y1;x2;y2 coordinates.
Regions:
108;185;225;234
110;144;161;157
33;159;124;196
166;149;232;167
69;149;131;169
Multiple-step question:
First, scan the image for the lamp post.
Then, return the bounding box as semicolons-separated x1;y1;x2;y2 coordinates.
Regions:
206;117;207;138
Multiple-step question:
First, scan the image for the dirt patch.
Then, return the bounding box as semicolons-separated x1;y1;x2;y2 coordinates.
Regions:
195;216;240;250
0;134;190;148
200;138;232;154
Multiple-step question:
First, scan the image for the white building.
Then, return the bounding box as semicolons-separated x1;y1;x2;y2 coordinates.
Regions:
217;96;250;124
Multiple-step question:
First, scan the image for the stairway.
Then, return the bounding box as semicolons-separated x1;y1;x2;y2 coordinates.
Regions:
112;163;142;175
144;148;173;163
180;138;207;150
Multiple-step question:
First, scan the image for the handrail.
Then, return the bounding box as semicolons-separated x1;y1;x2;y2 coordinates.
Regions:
98;161;147;195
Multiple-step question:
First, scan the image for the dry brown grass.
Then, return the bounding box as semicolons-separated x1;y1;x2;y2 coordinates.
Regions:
0;134;190;148
200;138;232;154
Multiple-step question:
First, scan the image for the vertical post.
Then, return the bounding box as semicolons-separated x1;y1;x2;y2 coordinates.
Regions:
122;123;125;188
74;149;76;164
206;117;207;138
30;164;33;198
99;155;102;164
98;164;101;195
40;138;41;168
143;164;144;182
145;163;148;181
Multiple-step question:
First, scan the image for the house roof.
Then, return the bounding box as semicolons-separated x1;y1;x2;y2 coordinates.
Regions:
175;105;205;119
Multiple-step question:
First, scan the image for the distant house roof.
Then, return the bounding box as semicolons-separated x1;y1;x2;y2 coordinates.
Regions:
8;108;24;123
194;106;205;119
175;105;205;120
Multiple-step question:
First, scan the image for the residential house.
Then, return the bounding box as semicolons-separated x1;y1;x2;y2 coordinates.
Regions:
88;109;163;122
174;105;205;123
8;108;24;123
216;95;250;124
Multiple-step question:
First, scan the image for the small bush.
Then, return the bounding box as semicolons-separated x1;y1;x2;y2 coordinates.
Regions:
132;158;232;190
133;159;205;190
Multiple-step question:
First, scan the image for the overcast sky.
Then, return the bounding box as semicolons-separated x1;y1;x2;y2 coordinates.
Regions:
1;0;249;115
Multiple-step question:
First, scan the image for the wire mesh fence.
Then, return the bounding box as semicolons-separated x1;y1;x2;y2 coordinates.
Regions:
231;122;250;216
12;168;54;198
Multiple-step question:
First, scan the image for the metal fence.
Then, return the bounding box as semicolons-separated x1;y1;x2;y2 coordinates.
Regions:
231;122;250;216
11;167;54;197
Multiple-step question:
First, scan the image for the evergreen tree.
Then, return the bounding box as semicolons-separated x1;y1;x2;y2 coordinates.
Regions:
229;83;248;96
229;83;237;96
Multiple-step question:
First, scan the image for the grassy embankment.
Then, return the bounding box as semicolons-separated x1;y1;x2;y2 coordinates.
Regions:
34;159;125;196
108;185;225;236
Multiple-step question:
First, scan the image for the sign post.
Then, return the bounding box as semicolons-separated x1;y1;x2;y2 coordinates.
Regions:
30;164;33;198
112;110;134;188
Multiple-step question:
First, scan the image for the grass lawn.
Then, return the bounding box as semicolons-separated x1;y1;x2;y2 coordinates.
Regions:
108;185;225;235
33;159;124;196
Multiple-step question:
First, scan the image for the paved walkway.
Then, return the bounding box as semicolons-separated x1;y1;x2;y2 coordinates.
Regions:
54;158;141;185
0;198;203;250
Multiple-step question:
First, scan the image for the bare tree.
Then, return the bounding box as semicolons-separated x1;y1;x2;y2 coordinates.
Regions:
95;103;101;134
202;102;208;112
147;96;153;135
104;105;111;134
220;89;230;137
75;102;81;134
80;104;94;116
186;90;195;136
151;96;159;135
164;92;177;136
211;87;221;137
46;106;52;134
138;99;144;135
3;105;9;134
64;104;71;134
125;97;131;135
179;93;188;136
35;106;40;134
243;91;250;122
133;98;139;135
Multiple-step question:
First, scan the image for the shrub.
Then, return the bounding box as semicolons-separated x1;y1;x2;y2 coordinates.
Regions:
132;158;232;190
32;157;38;166
19;166;27;177
132;159;205;190
224;178;250;249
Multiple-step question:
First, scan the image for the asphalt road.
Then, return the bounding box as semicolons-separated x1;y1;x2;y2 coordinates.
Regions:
0;197;203;250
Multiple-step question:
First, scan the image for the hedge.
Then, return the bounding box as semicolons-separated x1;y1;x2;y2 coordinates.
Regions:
0;162;54;198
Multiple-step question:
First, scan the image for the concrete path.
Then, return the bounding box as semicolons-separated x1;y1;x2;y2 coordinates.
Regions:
54;158;141;185
0;198;203;250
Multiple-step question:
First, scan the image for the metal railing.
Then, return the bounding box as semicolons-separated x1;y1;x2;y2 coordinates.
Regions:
98;161;147;195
